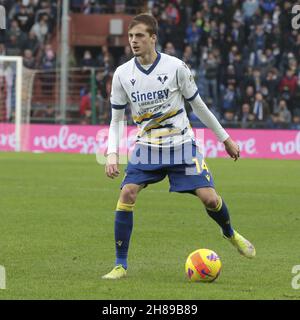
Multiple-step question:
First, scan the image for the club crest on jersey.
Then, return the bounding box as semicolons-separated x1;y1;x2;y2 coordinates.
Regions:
157;75;168;84
130;79;136;86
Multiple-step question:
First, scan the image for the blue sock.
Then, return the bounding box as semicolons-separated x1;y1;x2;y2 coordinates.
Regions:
114;210;133;270
206;197;234;238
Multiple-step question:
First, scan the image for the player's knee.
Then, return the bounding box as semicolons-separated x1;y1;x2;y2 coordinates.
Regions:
203;195;219;210
120;185;138;204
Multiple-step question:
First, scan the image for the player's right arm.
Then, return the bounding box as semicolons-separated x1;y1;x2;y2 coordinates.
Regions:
106;69;127;179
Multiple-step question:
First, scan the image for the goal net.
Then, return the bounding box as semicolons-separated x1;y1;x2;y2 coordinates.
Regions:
0;56;35;151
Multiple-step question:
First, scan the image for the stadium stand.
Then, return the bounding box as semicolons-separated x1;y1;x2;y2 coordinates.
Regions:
0;0;299;129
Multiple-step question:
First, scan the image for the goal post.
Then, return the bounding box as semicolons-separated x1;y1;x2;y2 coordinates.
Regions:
0;56;22;151
13;56;22;152
15;57;22;152
0;56;36;152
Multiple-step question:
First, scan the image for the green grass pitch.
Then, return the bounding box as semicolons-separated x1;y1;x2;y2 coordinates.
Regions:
0;152;300;300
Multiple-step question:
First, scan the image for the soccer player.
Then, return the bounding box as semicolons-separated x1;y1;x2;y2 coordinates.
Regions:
102;14;255;280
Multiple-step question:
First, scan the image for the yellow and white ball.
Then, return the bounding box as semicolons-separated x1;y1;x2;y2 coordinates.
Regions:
185;248;222;282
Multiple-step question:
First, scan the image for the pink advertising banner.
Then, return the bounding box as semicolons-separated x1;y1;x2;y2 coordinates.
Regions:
0;123;300;159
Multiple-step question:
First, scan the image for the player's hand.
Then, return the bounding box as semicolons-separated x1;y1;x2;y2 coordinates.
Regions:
105;153;120;178
224;137;240;161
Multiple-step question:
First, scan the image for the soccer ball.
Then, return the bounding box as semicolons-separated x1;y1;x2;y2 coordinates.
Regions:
185;248;221;282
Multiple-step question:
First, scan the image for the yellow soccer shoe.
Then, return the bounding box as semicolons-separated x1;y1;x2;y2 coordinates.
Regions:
102;265;127;280
226;230;256;258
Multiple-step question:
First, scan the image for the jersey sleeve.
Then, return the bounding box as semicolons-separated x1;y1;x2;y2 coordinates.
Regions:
110;69;128;109
177;62;199;102
107;108;125;154
189;95;229;142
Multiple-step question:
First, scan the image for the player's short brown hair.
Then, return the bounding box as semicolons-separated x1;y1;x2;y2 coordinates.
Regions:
128;13;158;36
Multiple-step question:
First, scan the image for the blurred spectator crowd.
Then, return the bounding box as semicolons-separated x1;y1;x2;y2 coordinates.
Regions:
70;0;144;14
0;0;59;122
0;0;58;70
0;0;300;129
149;0;300;130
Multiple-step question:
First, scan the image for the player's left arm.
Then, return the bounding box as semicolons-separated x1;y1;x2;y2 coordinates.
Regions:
223;137;240;161
177;63;240;161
